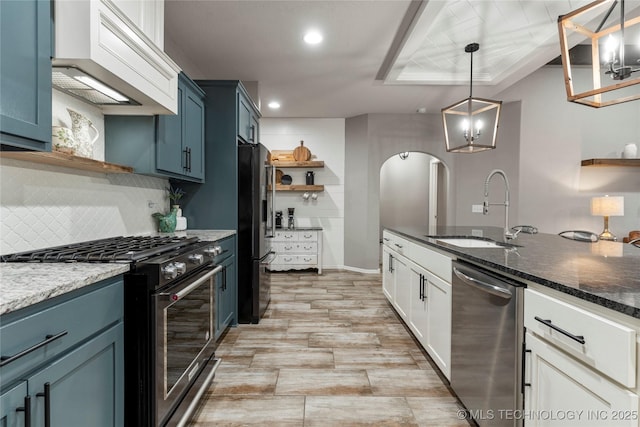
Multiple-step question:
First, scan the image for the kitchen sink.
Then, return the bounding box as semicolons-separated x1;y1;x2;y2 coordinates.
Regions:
435;238;513;248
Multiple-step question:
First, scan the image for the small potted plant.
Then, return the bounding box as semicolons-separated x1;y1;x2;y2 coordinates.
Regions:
153;186;186;233
166;185;185;214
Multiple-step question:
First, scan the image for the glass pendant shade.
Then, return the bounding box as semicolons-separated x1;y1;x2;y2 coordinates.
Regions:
558;0;640;107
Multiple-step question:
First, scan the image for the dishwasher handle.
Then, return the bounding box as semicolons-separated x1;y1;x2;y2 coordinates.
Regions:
453;266;512;299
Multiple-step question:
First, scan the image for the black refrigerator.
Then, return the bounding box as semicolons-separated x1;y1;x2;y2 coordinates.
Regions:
237;142;274;323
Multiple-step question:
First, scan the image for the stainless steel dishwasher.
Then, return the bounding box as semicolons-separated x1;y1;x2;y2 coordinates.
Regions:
451;261;524;427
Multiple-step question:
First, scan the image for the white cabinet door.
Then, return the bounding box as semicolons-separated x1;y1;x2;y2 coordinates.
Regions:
110;0;165;49
408;262;429;348
425;271;451;380
382;245;395;302
525;332;639;427
393;255;410;321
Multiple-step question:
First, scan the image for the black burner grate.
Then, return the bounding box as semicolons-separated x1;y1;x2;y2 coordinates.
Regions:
1;236;200;263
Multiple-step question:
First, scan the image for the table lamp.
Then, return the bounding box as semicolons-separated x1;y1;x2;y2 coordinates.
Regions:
591;196;624;241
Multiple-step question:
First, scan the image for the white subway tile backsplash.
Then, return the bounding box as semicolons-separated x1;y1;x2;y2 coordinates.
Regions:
1;158;169;254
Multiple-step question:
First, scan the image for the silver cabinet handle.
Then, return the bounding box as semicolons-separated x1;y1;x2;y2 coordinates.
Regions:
453;267;512;299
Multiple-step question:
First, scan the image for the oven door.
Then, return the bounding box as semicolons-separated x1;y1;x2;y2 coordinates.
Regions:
153;264;221;426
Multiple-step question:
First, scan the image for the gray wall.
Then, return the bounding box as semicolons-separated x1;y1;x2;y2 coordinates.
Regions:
345;113;458;271
497;67;640;236
453;101;521;228
380;153;435;234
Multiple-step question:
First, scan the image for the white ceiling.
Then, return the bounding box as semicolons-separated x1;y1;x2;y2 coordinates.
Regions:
163;0;638;118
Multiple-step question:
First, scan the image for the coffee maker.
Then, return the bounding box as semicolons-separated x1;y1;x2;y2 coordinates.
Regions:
275;211;283;229
287;208;295;229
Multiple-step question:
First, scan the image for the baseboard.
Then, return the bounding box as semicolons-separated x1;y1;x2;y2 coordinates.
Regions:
340;265;381;274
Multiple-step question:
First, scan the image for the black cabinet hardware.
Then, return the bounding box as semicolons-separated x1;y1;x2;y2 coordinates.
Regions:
36;383;50;427
534;316;585;344
16;395;31;427
0;331;68;367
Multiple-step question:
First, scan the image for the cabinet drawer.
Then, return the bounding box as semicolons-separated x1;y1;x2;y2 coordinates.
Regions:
297;242;317;253
524;289;636;387
273;254;318;265
382;231;407;256
0;278;123;385
407;242;452;282
274;231;298;241
298;231;318;242
276;242;299;253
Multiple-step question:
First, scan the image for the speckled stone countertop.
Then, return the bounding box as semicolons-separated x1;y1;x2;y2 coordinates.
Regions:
0;230;236;316
0;263;129;315
388;226;640;318
176;229;236;241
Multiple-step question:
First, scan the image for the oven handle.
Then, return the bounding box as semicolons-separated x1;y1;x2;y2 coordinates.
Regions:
161;265;222;301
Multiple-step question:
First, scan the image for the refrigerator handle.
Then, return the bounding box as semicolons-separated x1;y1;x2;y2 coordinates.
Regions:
271;164;276;236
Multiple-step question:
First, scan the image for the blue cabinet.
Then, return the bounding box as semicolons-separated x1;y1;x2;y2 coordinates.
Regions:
105;72;205;182
179;80;260;231
0;0;52;151
0;277;124;425
238;90;259;144
213;235;237;341
0;381;28;426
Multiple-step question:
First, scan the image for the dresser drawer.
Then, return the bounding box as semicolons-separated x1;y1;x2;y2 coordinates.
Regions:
275;242;299;253
524;288;636;387
298;231;318;242
273;254;318;265
0;277;123;385
274;231;298;241
297;242;317;253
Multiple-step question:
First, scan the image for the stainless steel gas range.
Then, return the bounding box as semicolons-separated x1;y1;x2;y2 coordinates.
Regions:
2;235;224;426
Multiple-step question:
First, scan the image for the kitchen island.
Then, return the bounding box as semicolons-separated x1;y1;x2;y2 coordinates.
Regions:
384;226;640;427
388;226;640;318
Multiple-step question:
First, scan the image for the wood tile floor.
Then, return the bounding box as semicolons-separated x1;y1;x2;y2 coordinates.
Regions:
189;270;471;426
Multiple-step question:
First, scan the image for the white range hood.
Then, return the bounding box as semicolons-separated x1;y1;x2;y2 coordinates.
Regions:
53;0;181;115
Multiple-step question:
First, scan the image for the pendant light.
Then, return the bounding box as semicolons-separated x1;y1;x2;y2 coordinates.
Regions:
441;43;502;153
558;0;640;107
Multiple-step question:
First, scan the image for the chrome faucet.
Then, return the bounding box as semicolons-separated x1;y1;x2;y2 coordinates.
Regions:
483;169;518;239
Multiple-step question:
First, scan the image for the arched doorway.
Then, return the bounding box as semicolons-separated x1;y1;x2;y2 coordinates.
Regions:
379;151;448;237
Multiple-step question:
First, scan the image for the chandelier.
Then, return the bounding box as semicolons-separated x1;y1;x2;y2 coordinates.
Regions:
441;43;502;153
558;0;640;107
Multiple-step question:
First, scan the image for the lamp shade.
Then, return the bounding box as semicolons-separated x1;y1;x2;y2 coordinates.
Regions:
591;196;625;216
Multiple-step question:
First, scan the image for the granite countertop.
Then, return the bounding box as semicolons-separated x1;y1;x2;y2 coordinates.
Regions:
0;229;236;316
388;226;640;318
0;263;129;315
183;229;236;241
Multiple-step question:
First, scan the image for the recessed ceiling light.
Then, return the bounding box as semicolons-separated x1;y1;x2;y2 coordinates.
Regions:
268;101;281;109
304;30;323;45
416;107;427;114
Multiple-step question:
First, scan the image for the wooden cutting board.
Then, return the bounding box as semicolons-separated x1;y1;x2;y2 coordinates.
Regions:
275;169;284;183
293;140;311;161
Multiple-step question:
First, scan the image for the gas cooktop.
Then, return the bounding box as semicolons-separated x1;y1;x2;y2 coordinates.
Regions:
1;236;200;263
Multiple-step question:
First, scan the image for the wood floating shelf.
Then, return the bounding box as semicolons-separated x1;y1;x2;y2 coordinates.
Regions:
268;160;324;168
0;151;134;174
268;184;324;192
581;159;640;167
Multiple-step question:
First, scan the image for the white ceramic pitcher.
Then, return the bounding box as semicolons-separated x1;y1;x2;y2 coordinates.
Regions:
67;108;99;158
